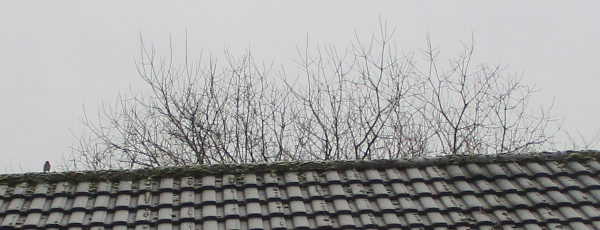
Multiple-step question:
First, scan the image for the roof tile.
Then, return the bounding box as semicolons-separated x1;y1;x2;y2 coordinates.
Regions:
2;151;600;230
23;212;42;228
536;176;560;190
577;174;600;190
90;210;107;225
586;160;600;172
525;162;551;177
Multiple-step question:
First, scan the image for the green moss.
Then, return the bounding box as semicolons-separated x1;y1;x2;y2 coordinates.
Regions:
1;151;599;187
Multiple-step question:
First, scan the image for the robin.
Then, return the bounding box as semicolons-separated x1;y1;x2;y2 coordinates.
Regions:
43;161;51;172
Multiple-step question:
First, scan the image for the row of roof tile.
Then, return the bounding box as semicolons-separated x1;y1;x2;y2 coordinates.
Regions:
1;151;600;229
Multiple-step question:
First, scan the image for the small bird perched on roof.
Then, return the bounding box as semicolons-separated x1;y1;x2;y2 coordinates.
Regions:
43;161;51;172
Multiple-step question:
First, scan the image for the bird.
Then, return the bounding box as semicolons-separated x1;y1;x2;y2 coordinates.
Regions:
43;161;51;172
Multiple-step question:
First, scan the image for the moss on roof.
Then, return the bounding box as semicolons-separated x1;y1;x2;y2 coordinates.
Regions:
1;151;599;186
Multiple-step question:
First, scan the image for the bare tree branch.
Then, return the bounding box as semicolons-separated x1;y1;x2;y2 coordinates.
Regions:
62;26;562;170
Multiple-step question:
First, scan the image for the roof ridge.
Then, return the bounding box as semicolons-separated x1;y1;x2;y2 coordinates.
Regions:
1;150;598;185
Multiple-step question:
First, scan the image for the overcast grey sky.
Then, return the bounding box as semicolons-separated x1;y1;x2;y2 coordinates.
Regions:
1;2;599;173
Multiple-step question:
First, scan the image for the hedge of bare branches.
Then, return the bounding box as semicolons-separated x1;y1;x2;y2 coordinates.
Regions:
64;31;558;170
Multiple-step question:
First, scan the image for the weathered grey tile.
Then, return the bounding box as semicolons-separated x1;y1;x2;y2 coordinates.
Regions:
486;164;508;178
439;196;461;211
424;166;445;181
157;207;172;223
314;214;333;229
412;181;432;196
112;209;129;225
473;179;494;193
270;216;287;229
72;195;89;210
525;192;549;206
515;177;537;191
386;168;405;182
289;200;306;215
566;221;590;230
23;212;42;228
506;193;528;209
265;186;281;201
33;183;49;196
247;217;263;230
28;197;46;211
365;169;383;182
515;209;537;223
180;177;195;190
419;196;439;211
426;212;447;227
202;175;216;188
496;179;518;193
158;191;173;208
246;202;262;217
159;178;174;192
1;213;21;228
268;201;284;215
305;171;321;184
446;165;467;180
54;182;72;195
115;194;131;209
134;209;151;225
536;177;560;190
559;206;584;221
90;210;107;225
566;161;589;174
390;182;410;198
360;212;378;228
93;194;110;210
201;189;216;205
382;212;402;228
178;190;194;206
580;205;600;220
284;172;300;186
536;207;559;222
433;180;453;195
404;212;424;227
397;196;417;212
264;172;279;185
225;218;240;230
201;205;216;220
376;197;396;213
505;162;528;177
454;180;476;194
68;211;86;226
310;199;329;214
117;181;132;193
324;171;341;183
577;174;600;190
50;196;68;211
3;151;600;230
557;176;582;190
547;190;572;205
465;163;485;179
525;162;551;177
586;160;600;173
336;213;355;228
6;197;24;212
332;198;351;214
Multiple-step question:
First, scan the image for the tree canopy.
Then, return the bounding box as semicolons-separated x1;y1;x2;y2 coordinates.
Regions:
63;29;560;170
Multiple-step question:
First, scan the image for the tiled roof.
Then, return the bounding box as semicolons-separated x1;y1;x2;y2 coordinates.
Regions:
1;151;600;230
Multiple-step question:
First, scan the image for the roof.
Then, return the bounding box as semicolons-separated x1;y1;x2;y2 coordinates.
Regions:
1;151;600;230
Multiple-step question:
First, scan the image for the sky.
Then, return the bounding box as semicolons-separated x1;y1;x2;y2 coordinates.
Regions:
1;2;599;173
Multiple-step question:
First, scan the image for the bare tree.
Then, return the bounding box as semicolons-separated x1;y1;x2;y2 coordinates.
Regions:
62;28;559;170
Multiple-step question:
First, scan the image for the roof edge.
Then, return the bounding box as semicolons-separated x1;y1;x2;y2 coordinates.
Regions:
1;150;599;186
